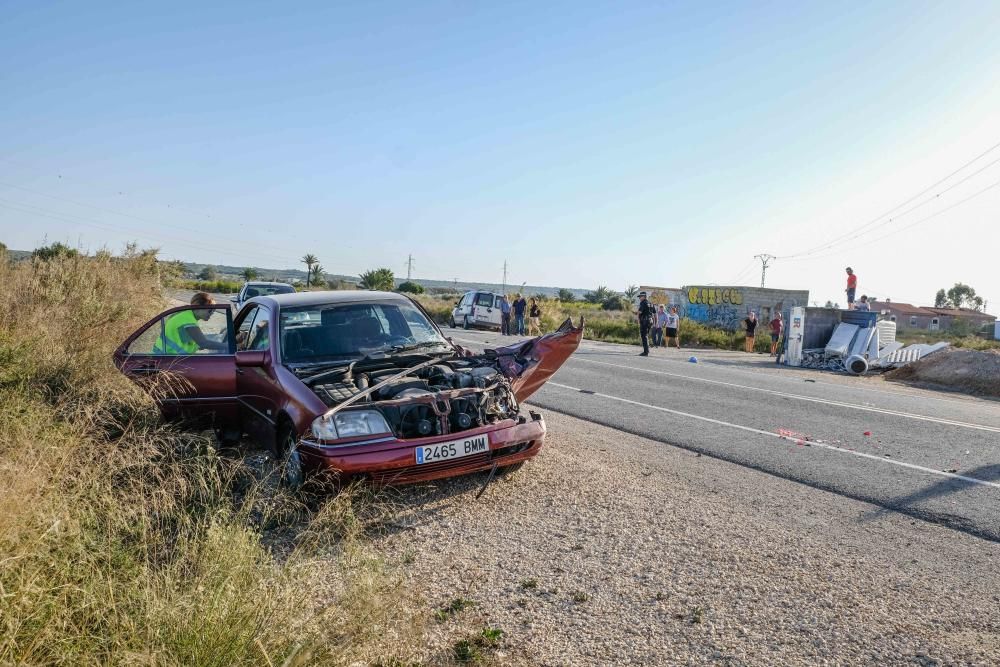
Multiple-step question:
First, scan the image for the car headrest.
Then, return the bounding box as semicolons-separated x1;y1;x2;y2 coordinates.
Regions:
245;288;260;298
321;309;349;327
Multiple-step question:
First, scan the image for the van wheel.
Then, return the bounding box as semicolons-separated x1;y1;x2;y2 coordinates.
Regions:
463;316;471;330
449;315;456;328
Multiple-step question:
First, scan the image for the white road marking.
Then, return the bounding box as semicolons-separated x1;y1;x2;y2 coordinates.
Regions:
545;381;1000;490
567;357;1000;433
449;331;988;407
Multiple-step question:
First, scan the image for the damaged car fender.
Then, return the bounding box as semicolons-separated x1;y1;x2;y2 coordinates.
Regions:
492;317;584;402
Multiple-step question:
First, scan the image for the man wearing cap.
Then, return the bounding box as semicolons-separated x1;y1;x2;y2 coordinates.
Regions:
636;291;654;356
845;267;858;309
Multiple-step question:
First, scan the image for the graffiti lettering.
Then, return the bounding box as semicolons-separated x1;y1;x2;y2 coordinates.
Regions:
687;286;743;306
685;304;743;331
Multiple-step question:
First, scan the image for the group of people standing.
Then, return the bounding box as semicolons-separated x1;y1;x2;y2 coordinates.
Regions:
636;291;681;356
499;293;541;336
741;311;784;355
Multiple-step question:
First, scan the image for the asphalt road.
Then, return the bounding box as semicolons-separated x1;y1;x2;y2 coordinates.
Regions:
447;326;1000;542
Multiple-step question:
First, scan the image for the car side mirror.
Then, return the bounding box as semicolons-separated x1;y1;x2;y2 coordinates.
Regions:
235;350;268;367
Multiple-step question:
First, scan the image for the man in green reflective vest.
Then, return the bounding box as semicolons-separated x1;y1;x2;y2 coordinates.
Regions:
154;292;229;354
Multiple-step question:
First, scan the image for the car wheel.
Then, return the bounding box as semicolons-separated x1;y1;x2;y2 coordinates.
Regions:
449;315;456;328
463;316;471;330
276;426;304;491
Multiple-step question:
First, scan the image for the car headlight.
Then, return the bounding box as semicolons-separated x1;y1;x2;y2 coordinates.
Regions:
311;410;392;441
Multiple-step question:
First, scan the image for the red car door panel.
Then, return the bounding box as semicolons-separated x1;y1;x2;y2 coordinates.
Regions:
114;304;238;425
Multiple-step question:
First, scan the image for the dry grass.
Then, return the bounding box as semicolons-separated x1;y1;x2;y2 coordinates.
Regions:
0;251;432;665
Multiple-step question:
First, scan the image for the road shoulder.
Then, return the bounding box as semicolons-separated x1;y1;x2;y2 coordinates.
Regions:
378;409;1000;666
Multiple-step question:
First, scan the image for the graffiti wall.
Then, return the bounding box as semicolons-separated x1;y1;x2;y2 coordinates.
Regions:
639;285;810;332
684;287;745;330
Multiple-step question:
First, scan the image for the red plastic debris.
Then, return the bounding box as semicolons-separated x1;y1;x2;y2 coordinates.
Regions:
863;431;872;437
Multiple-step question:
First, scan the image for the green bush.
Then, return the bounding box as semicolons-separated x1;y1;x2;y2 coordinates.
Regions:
397;281;424;294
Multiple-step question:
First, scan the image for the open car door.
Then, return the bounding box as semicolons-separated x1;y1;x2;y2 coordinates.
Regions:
493;317;584;402
113;304;238;426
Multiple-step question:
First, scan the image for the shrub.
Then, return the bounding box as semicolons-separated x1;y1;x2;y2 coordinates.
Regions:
359;268;395;291
397;281;424;294
557;288;576;303
197;265;218;281
31;241;79;261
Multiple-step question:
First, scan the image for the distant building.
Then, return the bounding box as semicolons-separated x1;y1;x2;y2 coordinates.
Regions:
639;284;809;331
877;302;996;333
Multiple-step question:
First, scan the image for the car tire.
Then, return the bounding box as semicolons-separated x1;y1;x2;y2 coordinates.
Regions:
463;316;471;330
449;315;456;328
275;424;304;491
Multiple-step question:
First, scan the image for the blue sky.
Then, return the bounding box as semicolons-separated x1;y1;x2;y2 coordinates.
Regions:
2;1;999;307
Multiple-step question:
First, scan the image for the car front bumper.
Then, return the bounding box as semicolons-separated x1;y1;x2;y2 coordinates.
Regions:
298;413;546;485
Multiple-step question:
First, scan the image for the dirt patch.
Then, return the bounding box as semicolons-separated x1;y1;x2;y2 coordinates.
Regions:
886;347;1000;397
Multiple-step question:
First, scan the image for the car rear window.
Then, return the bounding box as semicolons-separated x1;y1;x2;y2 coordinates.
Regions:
280;301;446;363
474;293;494;306
247;284;294;297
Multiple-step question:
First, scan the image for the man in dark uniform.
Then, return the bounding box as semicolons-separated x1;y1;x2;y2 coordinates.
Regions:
636;291;654;356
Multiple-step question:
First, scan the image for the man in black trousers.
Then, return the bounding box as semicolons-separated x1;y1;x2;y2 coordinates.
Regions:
636;291;653;356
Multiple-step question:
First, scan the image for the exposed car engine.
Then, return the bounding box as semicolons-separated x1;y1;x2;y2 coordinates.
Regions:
309;358;520;439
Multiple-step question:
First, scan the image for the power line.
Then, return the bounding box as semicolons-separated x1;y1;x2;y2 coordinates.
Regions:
780;175;1000;264
779;139;1000;260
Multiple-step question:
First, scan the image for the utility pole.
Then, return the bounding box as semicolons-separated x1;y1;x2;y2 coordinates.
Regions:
754;253;775;288
502;260;508;295
406;254;414;281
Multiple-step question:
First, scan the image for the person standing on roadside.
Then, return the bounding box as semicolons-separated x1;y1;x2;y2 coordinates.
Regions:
665;305;681;349
499;294;512;335
527;298;542;335
845;267;858;309
743;311;758;353
512;293;527;335
768;311;783;356
652;305;666;347
636;291;653;356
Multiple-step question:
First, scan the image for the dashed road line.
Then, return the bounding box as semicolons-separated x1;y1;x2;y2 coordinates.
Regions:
545;381;1000;490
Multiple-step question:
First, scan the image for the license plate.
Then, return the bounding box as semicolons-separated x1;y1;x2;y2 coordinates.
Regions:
415;434;489;464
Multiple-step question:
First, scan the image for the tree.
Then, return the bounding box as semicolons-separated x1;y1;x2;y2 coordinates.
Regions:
359;267;395;291
584;285;614;304
242;267;258;281
311;264;325;287
623;285;639;299
197;266;218;281
557;288;576;303
32;242;78;261
397;281;425;294
301;254;318;287
938;283;983;311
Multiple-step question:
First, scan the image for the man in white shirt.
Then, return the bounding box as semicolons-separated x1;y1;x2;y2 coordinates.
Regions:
664;306;681;349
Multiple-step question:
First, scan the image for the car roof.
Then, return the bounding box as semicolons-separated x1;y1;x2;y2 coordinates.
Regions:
244;281;294;288
250;290;415;310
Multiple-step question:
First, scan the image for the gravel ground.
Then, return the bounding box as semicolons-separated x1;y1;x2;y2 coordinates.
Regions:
376;409;1000;666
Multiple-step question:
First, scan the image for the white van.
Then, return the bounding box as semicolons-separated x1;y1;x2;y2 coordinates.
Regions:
450;290;504;330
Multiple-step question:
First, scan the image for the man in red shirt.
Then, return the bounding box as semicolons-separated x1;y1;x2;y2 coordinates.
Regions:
845;267;858;309
769;312;783;356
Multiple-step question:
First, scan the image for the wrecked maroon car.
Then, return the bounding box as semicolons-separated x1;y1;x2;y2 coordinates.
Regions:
114;291;582;487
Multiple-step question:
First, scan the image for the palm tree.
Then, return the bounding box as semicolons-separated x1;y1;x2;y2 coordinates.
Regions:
241;267;258;281
623;285;639;299
311;264;325;287
301;254;318;287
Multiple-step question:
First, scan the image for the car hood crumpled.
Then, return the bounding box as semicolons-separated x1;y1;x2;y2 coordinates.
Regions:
492;317;584;402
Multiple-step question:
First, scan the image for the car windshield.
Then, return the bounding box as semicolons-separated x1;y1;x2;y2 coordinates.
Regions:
280;300;449;363
245;284;294;298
